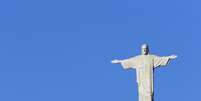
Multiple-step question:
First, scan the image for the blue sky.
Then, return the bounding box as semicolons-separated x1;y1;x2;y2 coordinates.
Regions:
0;0;200;101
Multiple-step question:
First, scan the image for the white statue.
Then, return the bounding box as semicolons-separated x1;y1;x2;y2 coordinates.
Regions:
111;44;177;101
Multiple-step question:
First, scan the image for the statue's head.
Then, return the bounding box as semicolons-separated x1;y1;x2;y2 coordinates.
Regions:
141;44;149;55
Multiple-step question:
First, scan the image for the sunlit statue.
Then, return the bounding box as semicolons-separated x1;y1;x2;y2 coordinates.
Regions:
111;44;177;101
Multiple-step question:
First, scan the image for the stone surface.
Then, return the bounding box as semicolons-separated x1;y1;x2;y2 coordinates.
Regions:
111;44;177;101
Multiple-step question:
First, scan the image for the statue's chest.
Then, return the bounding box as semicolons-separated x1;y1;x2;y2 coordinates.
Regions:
137;56;154;71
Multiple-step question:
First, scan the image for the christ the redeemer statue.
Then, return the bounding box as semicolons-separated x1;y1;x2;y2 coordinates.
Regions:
111;44;177;101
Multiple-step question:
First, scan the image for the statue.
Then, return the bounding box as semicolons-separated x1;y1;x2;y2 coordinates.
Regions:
111;44;177;101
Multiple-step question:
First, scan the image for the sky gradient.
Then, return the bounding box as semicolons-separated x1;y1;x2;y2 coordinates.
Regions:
0;0;200;101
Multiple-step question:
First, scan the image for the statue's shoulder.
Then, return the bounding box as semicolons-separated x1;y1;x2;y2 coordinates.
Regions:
134;55;141;58
148;54;157;58
130;55;141;59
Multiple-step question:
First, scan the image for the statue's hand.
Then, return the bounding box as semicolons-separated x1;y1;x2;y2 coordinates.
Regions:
111;59;122;64
169;55;178;59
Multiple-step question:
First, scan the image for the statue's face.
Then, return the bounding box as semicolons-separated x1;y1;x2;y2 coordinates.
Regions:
141;44;149;55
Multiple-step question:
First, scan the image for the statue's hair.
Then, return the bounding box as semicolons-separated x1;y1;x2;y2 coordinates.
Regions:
141;44;149;49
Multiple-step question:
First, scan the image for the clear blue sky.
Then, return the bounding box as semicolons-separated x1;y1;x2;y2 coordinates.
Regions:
0;0;200;101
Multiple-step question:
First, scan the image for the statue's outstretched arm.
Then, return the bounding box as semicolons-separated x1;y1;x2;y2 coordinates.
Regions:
154;55;178;68
168;55;178;60
111;57;137;69
111;59;123;64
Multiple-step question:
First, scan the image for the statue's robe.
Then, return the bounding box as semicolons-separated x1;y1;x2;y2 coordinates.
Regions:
120;55;170;101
